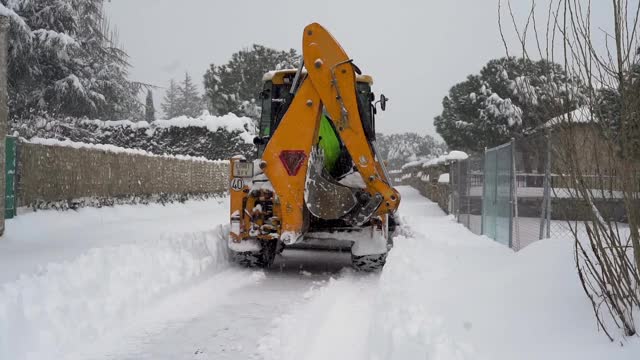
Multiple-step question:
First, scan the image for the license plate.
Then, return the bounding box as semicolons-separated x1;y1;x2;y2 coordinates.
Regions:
233;162;254;178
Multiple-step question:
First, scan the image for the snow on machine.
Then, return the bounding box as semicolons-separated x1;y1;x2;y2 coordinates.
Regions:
227;23;400;271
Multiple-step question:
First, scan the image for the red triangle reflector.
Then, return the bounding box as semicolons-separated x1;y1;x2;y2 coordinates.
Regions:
279;150;307;176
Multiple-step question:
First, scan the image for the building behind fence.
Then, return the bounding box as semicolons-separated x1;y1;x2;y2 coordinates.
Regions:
402;129;624;251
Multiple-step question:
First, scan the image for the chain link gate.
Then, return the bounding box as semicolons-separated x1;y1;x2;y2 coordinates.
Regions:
482;141;514;247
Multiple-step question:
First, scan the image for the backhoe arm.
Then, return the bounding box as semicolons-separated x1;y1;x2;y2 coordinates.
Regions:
261;23;400;244
302;23;400;214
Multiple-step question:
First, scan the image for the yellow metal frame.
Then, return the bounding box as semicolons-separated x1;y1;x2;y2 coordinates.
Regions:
264;69;374;86
230;23;400;245
260;23;400;243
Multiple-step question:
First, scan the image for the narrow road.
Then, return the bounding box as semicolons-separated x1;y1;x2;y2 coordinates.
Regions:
6;187;634;360
68;250;356;360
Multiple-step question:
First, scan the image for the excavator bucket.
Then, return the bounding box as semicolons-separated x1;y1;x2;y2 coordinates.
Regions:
304;148;358;220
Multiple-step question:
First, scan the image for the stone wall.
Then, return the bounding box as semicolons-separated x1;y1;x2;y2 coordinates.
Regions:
400;163;451;214
17;142;229;208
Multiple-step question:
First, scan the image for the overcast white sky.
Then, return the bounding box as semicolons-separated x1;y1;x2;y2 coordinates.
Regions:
105;0;615;137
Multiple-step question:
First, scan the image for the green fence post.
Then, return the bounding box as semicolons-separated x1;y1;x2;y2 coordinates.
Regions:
5;136;15;219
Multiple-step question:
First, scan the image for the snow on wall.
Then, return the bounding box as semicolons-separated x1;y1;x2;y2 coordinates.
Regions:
17;141;230;208
27;137;227;164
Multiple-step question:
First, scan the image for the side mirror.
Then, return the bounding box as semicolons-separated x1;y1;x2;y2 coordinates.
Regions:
375;94;389;112
379;94;388;111
253;136;269;146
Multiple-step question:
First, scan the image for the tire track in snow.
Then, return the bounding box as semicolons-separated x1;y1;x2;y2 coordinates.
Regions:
68;249;354;360
257;270;380;360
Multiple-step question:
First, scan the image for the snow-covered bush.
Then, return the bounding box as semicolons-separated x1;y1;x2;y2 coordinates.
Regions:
11;112;257;161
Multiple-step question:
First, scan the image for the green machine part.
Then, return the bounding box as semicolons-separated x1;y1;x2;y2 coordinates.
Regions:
317;115;341;172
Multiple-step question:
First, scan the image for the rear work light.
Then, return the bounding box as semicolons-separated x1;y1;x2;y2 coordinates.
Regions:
279;150;307;176
233;161;254;178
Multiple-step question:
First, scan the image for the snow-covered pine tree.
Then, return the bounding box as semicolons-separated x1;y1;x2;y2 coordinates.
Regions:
2;0;142;120
177;73;202;118
434;57;585;154
145;89;155;122
161;79;181;119
203;45;300;119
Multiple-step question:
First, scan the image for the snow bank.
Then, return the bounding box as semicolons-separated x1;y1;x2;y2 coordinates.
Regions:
0;227;230;360
27;137;228;164
367;187;640;360
0;197;232;360
257;187;640;360
82;112;256;144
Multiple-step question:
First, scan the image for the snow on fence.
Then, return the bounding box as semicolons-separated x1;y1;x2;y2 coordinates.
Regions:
16;139;230;209
398;153;459;212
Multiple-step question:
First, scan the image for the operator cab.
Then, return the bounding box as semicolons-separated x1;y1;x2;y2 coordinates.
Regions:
255;69;379;157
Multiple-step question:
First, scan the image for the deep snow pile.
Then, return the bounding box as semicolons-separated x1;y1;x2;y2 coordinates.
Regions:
11;112;257;161
258;187;640;360
0;198;231;360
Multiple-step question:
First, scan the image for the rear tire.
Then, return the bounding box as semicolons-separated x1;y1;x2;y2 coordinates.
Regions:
351;253;387;272
232;240;277;268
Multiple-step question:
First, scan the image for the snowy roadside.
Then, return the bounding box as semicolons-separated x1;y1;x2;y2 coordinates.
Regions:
374;188;640;359
0;198;231;360
2;186;639;360
258;187;640;360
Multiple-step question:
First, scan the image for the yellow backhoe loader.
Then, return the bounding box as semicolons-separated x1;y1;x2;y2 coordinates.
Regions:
227;23;400;271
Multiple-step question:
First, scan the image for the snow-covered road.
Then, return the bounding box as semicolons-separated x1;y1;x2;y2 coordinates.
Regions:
70;251;354;360
1;187;639;360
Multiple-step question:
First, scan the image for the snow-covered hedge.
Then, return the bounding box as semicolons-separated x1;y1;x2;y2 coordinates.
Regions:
11;112;257;161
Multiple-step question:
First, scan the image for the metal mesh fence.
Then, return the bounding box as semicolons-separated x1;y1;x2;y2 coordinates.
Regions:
450;153;487;239
448;133;592;251
512;134;551;250
511;134;586;250
451;155;483;236
485;143;514;247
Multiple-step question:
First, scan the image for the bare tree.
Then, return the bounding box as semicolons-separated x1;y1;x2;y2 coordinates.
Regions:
498;0;640;340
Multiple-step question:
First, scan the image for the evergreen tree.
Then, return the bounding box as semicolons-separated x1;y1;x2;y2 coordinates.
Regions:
2;0;142;120
203;44;300;118
177;73;202;118
145;89;155;122
161;79;181;119
434;57;585;153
